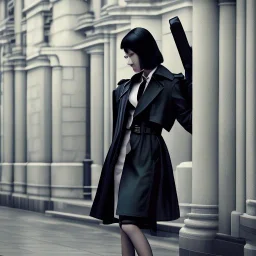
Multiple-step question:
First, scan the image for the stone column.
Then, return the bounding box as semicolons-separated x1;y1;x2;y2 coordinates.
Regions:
26;61;52;212
218;0;236;235
104;35;111;157
0;0;5;21
0;61;14;205
12;0;27;209
13;59;27;208
88;46;104;200
14;0;22;51
50;63;86;200
51;66;62;164
47;57;88;200
231;0;246;238
108;0;118;5
179;0;219;255
109;35;116;136
84;61;91;199
175;162;192;217
46;0;89;201
0;45;2;189
240;1;256;255
92;0;101;19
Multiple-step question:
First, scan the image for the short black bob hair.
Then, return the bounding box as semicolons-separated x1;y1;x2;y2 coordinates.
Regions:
120;27;164;70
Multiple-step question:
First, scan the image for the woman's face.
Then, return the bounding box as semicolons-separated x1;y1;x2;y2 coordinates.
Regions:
124;49;141;73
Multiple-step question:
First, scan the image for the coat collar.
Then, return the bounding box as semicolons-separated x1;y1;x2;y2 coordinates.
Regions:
152;65;175;82
133;75;163;118
123;64;174;87
118;65;174;99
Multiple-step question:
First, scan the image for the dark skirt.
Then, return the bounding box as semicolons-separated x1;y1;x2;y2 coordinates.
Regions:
114;215;157;235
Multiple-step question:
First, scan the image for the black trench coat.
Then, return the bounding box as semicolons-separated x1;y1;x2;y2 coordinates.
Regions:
90;65;192;228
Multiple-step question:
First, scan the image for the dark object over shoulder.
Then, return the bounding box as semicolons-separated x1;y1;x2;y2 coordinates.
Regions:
169;16;192;83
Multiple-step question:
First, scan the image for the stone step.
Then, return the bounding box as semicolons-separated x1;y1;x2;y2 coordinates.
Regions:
46;197;184;252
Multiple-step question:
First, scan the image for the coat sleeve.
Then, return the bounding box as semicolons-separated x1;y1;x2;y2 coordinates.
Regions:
170;78;192;134
112;79;129;139
112;89;118;140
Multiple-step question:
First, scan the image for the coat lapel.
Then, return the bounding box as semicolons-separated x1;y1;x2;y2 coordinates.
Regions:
133;65;174;118
118;70;143;101
118;80;131;100
113;81;132;141
133;76;163;118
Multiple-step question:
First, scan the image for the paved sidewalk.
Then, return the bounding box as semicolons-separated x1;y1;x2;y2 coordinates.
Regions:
0;207;178;256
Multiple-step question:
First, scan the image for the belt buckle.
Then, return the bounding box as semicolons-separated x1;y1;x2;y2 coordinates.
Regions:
134;125;140;133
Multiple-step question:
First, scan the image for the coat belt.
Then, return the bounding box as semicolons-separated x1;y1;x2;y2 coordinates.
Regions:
126;123;162;135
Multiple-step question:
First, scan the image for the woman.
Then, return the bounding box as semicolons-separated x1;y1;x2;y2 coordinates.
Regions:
90;27;192;256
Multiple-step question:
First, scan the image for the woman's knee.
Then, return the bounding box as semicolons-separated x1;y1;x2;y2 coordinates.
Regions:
120;223;138;235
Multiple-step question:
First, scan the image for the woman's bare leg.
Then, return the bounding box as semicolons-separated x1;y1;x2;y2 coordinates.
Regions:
120;227;135;256
120;224;153;256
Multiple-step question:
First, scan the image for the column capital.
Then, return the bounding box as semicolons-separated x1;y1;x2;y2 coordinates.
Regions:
2;60;14;72
39;47;89;67
219;0;236;6
13;58;27;71
87;45;104;55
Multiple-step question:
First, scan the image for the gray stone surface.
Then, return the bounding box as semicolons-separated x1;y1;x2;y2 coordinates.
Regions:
0;206;178;256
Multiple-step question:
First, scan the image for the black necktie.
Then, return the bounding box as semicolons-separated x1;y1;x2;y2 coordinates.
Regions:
137;77;147;101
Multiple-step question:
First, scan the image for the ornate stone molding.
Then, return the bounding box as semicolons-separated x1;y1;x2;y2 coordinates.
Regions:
40;47;89;67
22;0;51;19
75;12;95;33
25;54;51;70
0;1;15;49
74;0;192;35
73;32;107;50
101;0;192;16
219;0;236;6
9;54;26;67
86;45;104;55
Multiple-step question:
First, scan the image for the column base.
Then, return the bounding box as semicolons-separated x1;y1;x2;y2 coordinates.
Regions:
0;191;13;207
179;203;192;217
179;204;218;254
214;233;245;256
180;248;216;256
12;193;29;210
27;195;53;213
27;163;51;197
231;210;243;237
0;163;14;192
83;159;92;200
179;234;215;254
91;163;102;201
13;163;27;194
0;192;53;213
240;207;256;256
176;162;192;218
51;163;84;199
179;233;246;256
244;243;256;256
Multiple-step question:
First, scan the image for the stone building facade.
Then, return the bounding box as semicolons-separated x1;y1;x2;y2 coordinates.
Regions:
0;0;255;255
